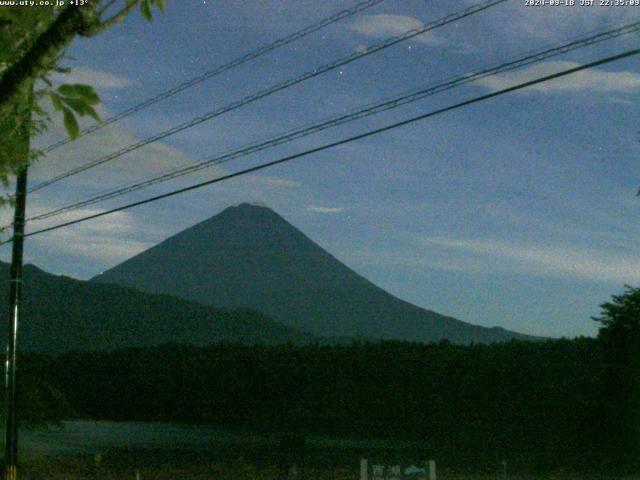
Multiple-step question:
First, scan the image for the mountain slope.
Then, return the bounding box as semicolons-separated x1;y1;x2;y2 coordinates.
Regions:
93;203;538;344
0;262;311;353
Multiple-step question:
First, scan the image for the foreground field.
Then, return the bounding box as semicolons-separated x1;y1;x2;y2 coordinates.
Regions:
10;420;638;479
13;452;639;480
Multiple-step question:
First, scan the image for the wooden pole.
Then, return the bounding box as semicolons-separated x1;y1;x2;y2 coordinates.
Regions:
4;167;28;480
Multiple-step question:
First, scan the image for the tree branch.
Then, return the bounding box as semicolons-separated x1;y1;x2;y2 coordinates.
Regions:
96;0;120;17
0;0;143;118
0;6;89;118
83;0;140;36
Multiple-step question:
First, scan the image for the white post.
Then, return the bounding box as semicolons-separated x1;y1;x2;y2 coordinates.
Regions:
135;470;140;480
360;458;368;480
428;460;436;480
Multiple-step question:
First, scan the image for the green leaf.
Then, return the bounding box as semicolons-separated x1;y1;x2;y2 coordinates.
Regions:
62;108;79;139
141;0;153;21
57;84;77;96
61;97;100;122
155;0;166;13
83;104;100;122
84;105;99;122
58;84;99;104
71;84;99;104
49;92;64;112
61;97;88;115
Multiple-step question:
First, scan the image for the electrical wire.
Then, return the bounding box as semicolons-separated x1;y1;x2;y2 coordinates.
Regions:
8;47;637;245
40;0;387;154
28;0;507;194
26;18;640;223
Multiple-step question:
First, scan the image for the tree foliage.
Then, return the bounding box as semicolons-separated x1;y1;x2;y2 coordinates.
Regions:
25;338;619;473
593;285;640;346
0;0;165;423
0;1;165;190
592;285;640;467
16;375;71;428
0;369;71;429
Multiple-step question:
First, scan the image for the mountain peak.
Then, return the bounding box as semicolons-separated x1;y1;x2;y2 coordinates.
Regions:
215;202;282;223
224;202;275;214
230;202;271;211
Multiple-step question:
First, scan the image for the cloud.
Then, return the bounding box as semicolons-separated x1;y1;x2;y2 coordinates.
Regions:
51;67;135;89
609;96;634;106
28;104;227;191
243;176;301;189
29;206;161;264
349;14;439;45
347;247;487;273
307;205;344;214
28;103;303;199
476;61;640;94
471;1;636;46
422;236;640;284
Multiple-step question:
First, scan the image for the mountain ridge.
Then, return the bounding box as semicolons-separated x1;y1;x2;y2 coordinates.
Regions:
0;260;313;353
93;203;540;344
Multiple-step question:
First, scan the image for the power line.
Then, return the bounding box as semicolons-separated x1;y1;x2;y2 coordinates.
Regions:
10;47;638;244
40;0;386;154
29;0;507;194
33;0;504;191
26;18;640;223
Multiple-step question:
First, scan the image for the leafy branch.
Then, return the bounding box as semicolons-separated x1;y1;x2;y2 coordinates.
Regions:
0;0;165;156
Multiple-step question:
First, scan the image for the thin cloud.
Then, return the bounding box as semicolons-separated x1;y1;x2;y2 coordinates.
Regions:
349;14;439;45
243;176;301;189
422;236;640;284
476;61;640;94
30;104;207;183
471;1;635;46
51;67;136;89
29;105;302;196
347;247;487;273
307;205;344;214
28;206;160;264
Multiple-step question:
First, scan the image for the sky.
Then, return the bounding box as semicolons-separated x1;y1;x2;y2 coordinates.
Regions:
3;0;640;338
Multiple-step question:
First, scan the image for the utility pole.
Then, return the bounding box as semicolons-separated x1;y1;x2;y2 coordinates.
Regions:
4;167;27;480
4;84;31;480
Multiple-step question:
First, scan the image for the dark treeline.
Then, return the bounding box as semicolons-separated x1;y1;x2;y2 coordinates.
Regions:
20;336;638;473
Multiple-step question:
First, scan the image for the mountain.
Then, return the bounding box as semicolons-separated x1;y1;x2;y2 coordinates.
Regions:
93;203;538;344
0;262;312;353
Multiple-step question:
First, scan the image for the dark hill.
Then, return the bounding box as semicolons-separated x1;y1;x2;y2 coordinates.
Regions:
0;262;311;353
93;203;539;344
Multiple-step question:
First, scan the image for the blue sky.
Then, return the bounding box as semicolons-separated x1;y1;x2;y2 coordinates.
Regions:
3;0;640;338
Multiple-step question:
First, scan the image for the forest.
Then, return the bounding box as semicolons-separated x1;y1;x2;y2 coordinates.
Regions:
18;333;637;474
